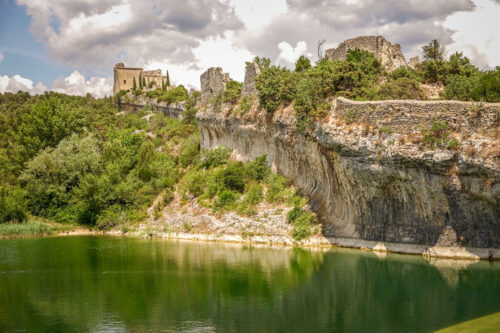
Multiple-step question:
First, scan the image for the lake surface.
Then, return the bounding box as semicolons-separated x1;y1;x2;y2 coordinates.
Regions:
0;236;499;332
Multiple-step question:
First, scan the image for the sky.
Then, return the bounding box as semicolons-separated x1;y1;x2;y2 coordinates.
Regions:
0;0;499;97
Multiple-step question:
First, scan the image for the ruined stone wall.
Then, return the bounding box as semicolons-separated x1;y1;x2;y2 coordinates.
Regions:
241;61;261;96
326;35;407;71
143;69;163;89
200;67;231;104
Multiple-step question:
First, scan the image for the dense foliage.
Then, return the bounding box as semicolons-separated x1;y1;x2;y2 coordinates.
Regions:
252;41;499;130
0;92;197;228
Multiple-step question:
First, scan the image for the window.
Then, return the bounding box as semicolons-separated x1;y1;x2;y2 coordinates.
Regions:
123;80;126;84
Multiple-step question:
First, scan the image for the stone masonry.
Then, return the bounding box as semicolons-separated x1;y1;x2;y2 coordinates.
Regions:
325;35;407;71
241;61;261;96
200;67;231;104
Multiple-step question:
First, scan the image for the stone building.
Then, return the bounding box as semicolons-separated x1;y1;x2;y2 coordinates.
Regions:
325;35;407;71
241;61;261;97
113;63;169;95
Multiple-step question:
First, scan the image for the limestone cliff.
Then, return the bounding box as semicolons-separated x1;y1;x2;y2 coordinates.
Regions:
197;98;500;248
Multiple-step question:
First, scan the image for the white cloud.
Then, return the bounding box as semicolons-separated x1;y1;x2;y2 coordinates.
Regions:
230;0;287;30
276;41;312;67
145;31;254;88
52;71;113;97
0;51;4;64
0;74;47;95
443;0;500;69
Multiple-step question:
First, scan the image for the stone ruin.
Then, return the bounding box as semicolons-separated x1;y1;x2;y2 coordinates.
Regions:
241;61;261;96
325;35;407;71
408;56;420;69
200;67;231;104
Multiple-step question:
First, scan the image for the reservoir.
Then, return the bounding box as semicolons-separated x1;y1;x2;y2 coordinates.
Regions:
0;236;499;332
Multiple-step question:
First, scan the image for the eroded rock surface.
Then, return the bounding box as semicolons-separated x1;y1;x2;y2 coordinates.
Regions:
197;98;500;248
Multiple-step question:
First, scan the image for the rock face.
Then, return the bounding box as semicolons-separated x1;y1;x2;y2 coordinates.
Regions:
197;98;500;248
326;35;407;71
200;67;231;104
118;94;185;118
241;61;261;96
408;56;420;69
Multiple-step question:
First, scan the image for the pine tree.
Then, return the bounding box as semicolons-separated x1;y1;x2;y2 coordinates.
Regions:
133;77;137;90
422;39;446;61
139;74;143;89
166;71;170;86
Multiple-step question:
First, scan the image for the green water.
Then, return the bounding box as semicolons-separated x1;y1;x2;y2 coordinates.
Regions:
0;237;499;332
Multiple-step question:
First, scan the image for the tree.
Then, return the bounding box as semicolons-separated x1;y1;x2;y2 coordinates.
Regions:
133;77;137;90
295;56;311;72
143;77;146;87
16;96;86;162
422;39;446;61
139;74;143;89
166;71;170;86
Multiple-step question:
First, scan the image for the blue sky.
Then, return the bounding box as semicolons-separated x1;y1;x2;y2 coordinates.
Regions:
0;0;499;97
0;0;72;84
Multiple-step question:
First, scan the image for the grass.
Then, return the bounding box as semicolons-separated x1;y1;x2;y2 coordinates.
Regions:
435;311;500;332
0;216;78;238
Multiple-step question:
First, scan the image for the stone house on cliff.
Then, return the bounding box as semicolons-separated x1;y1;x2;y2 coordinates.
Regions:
113;63;170;95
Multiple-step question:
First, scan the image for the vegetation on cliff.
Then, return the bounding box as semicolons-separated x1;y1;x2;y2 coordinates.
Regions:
250;40;499;129
0;92;317;240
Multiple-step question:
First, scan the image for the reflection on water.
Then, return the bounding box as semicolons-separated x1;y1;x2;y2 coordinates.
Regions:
0;236;499;332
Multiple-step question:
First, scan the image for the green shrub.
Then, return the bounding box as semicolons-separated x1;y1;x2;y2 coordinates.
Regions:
471;67;500;102
378;78;425;100
200;146;230;169
185;171;206;197
295;55;311;72
248;155;270;181
0;185;27;223
223;163;246;193
245;184;263;205
421;118;449;148
255;66;290;113
210;91;223;113
445;75;478;101
223;80;242;104
389;66;418;80
446;138;460;151
158;85;188;104
265;174;290;203
215;190;236;210
236;95;254;115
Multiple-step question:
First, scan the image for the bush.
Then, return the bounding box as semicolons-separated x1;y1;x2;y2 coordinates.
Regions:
223;80;242;104
223;163;246;192
472;67;500;102
236;95;254;115
248;155;270;181
295;55;311;72
265;174;290;203
158;85;188;104
389;66;418;80
255;66;290;113
445;75;479;101
215;190;236;210
200;146;230;169
0;185;27;223
378;78;425;100
421;118;449;149
245;184;263;205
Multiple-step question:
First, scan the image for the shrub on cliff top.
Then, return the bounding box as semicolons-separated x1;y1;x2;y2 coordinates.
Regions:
378;77;425;100
223;80;242;104
158;85;188;104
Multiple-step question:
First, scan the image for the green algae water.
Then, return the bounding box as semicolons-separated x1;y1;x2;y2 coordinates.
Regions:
0;236;499;332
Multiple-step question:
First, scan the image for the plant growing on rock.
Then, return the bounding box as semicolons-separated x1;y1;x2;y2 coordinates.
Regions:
421;118;450;149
